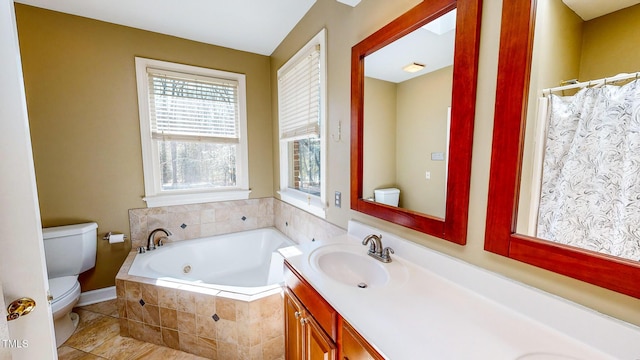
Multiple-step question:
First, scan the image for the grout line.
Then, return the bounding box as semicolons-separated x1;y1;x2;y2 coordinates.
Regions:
59;299;205;360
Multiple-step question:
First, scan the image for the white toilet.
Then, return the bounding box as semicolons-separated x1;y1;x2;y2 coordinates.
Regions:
374;188;400;206
42;222;97;347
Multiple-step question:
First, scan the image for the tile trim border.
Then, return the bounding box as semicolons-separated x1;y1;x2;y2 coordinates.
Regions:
77;286;117;307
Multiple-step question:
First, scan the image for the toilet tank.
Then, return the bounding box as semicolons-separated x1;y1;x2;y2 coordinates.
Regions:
42;222;98;278
374;188;400;207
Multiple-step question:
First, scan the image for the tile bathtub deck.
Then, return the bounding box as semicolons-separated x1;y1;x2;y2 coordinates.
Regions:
58;299;207;360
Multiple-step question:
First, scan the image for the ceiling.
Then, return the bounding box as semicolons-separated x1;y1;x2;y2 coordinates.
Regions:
14;0;318;55
365;9;456;84
14;0;638;78
563;0;640;20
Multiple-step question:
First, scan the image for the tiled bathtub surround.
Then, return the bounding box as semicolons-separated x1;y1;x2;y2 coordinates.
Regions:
116;254;285;359
128;198;345;248
129;198;276;249
273;199;346;244
122;197;346;359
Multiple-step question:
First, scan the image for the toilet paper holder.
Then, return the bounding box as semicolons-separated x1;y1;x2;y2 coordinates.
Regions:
103;232;128;241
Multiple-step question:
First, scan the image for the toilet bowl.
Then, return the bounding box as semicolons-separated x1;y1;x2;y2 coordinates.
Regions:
42;222;97;347
49;276;82;346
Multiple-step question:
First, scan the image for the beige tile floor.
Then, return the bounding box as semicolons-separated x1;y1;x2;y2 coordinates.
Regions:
58;299;207;360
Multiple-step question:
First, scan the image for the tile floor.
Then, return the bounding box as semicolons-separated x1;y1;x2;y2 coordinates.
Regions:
58;299;207;360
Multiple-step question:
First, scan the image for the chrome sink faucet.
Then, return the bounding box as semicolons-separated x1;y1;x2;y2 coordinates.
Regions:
362;234;394;263
146;228;172;251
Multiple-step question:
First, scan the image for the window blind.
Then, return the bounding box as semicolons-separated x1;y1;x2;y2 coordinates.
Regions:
278;44;321;141
147;68;239;143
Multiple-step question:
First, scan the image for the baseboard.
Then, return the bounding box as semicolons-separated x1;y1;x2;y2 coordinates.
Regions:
77;286;116;306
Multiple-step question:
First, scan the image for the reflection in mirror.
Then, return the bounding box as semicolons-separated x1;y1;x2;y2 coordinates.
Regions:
485;0;640;299
351;0;482;244
363;9;456;218
516;0;640;262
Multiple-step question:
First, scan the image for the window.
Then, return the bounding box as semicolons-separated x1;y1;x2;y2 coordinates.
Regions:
135;58;249;207
277;29;327;217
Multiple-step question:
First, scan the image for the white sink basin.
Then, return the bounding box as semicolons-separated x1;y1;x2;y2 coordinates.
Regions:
308;244;408;288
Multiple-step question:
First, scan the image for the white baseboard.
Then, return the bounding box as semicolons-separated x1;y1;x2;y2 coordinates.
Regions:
77;286;116;306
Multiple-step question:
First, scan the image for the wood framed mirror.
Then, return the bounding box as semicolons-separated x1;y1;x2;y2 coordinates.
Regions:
485;0;640;298
350;0;482;245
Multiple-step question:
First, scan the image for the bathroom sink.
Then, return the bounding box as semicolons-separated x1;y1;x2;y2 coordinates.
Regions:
308;244;408;288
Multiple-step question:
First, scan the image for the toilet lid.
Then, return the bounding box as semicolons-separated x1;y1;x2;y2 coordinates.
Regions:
48;276;79;304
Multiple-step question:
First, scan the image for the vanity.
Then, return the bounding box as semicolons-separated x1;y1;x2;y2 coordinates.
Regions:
281;221;640;359
283;259;384;360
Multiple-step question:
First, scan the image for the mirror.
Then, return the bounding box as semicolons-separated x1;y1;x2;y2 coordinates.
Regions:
485;0;640;298
362;9;456;218
351;0;482;244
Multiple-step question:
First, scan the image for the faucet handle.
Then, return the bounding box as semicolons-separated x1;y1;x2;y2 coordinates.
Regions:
381;247;394;262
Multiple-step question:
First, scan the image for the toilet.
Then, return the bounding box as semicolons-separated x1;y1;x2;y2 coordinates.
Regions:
374;188;400;206
42;222;97;347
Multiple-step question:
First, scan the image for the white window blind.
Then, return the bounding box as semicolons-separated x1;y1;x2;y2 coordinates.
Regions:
147;68;239;143
278;44;321;141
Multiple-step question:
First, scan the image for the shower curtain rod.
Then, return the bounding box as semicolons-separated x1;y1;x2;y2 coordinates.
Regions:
542;71;640;95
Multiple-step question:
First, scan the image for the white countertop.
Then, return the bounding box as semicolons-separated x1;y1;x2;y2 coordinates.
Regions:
280;220;640;360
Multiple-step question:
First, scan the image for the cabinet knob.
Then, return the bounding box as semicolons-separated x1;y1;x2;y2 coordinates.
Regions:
294;311;301;319
300;317;307;325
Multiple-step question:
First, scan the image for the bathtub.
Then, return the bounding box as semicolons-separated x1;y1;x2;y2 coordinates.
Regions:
127;227;295;296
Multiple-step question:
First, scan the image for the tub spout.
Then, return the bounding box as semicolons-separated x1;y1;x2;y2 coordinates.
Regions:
147;228;172;251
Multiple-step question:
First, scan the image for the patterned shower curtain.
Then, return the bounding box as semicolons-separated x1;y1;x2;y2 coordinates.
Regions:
536;79;640;261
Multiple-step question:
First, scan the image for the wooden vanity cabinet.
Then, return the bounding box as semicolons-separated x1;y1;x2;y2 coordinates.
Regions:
285;288;336;360
284;262;337;360
284;261;384;360
284;289;304;359
340;319;384;360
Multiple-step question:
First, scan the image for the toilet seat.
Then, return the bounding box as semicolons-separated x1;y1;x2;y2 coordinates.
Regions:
48;276;80;314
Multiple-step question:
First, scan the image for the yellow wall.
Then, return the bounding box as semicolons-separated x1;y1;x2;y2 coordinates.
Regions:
580;3;640;80
363;77;396;199
396;66;452;217
271;0;640;326
363;66;452;217
15;4;274;291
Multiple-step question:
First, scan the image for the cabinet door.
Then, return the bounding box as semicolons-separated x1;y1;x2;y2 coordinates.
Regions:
341;321;384;360
303;315;337;360
285;289;304;360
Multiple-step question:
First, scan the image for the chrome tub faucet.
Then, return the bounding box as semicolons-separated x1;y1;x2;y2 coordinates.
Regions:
146;228;172;251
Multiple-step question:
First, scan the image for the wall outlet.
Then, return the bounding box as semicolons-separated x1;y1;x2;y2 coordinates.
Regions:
335;191;342;208
425;171;431;180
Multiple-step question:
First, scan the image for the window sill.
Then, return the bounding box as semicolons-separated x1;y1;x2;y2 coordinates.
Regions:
278;189;326;218
143;189;251;208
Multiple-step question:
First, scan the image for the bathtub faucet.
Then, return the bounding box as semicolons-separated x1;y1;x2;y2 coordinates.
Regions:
147;228;172;251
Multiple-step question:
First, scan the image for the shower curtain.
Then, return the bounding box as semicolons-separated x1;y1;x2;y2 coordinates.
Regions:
536;79;640;261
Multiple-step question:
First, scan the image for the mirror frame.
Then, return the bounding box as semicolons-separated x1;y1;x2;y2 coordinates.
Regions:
350;0;482;245
485;0;640;298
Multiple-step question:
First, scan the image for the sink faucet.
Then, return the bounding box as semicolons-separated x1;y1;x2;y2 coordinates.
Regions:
362;234;394;263
147;228;172;251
